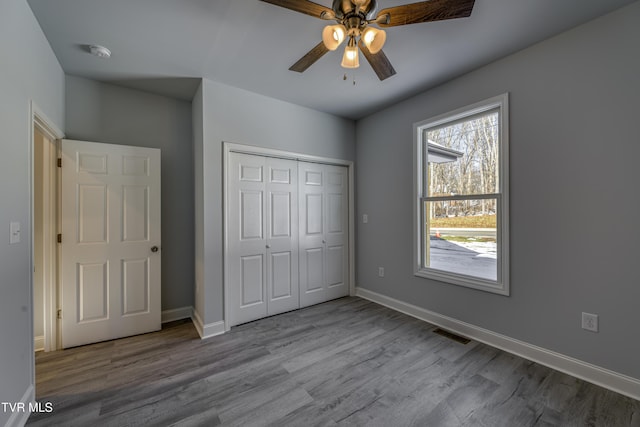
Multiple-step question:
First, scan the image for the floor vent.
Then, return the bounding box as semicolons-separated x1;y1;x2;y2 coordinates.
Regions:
433;328;471;345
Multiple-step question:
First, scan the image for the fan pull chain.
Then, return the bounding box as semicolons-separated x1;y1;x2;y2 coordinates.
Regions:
343;73;357;86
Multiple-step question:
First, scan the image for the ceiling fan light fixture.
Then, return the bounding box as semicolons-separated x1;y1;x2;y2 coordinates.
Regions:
262;0;475;80
341;37;360;69
322;24;347;50
362;27;386;54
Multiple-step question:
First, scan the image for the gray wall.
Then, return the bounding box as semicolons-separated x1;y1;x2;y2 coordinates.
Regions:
195;79;356;324
0;0;65;423
356;2;640;380
65;75;194;311
192;83;205;320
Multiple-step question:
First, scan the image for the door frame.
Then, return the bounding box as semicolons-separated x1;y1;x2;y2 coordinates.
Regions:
29;100;64;361
223;142;356;331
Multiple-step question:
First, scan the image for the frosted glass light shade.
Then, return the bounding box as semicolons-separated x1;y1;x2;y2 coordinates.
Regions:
362;27;386;54
341;43;359;69
322;24;347;51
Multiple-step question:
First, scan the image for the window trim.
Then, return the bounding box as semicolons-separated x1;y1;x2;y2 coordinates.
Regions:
413;93;509;295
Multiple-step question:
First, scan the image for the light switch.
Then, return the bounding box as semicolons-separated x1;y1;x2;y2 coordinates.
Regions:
363;214;368;224
10;222;21;244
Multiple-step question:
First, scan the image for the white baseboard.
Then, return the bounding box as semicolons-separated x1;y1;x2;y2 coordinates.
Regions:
191;309;225;340
4;384;34;427
160;306;225;340
34;336;45;352
161;306;194;324
356;287;640;401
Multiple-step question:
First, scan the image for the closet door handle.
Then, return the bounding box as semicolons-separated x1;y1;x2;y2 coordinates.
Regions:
266;244;271;249
322;240;326;244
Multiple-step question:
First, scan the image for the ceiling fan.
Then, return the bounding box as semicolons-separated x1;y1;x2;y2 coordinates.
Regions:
260;0;476;80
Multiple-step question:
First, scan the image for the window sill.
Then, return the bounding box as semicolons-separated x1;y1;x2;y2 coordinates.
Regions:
415;267;509;296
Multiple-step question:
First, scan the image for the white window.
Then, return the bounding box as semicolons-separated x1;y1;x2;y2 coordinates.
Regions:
414;94;509;295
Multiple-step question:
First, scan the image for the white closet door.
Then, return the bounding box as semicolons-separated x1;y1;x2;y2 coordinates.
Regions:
227;153;298;326
298;162;325;307
299;162;349;307
323;164;349;301
228;153;267;326
265;157;299;316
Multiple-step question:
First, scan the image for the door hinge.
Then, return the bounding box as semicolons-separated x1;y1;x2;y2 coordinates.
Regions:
57;309;62;320
57;234;62;243
57;158;62;168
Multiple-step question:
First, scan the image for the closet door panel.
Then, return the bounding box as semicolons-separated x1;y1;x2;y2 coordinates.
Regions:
270;251;293;299
299;162;349;307
240;254;264;306
303;247;324;291
299;163;324;307
326;245;345;287
265;157;299;316
228;153;268;325
324;165;349;299
240;191;263;240
305;193;323;236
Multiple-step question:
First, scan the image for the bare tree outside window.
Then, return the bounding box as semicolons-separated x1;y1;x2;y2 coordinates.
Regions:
425;112;499;280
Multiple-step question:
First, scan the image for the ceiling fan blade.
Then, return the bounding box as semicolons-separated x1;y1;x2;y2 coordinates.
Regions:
260;0;335;19
376;0;475;27
289;41;330;73
358;40;396;81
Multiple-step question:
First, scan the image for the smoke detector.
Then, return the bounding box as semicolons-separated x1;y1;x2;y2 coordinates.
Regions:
89;45;111;59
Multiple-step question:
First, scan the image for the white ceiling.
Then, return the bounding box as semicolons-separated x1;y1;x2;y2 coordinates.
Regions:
27;0;636;119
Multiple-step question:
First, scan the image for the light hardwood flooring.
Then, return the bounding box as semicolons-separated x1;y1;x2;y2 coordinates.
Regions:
29;297;640;426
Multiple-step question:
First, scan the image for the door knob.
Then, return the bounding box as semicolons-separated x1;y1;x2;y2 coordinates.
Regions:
322;240;326;244
151;246;159;253
266;244;271;249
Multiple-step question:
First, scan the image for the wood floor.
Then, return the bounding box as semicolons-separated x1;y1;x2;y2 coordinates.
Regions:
29;297;640;426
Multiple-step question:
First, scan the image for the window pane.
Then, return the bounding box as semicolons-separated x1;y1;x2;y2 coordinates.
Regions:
427;112;499;197
424;199;497;281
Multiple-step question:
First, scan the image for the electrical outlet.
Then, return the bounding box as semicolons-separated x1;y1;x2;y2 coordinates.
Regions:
362;214;368;224
378;267;384;277
582;312;598;332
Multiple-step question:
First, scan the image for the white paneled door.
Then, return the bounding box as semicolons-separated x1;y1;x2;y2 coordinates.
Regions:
60;139;161;348
227;153;299;327
299;162;349;307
